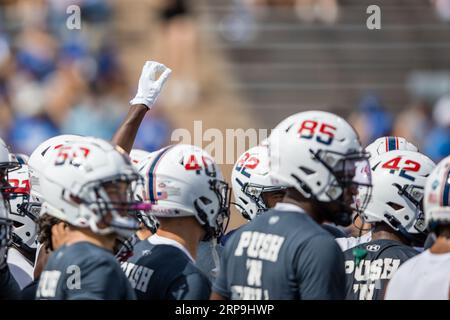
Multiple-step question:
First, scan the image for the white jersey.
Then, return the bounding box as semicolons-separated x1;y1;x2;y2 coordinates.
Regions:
335;231;372;251
385;250;450;300
7;247;34;289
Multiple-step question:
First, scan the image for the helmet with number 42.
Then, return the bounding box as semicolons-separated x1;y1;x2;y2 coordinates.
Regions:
359;150;435;241
268;110;372;225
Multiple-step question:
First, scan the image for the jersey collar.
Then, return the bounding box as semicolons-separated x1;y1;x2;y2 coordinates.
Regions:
274;202;307;214
147;234;195;263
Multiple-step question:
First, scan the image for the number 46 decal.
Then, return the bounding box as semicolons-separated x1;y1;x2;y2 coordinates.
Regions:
298;120;336;145
381;156;421;181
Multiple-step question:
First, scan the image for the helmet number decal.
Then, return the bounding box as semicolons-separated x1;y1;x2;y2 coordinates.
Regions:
381;156;421;181
185;154;217;177
7;179;30;193
235;152;260;178
298;120;336;145
55;146;91;167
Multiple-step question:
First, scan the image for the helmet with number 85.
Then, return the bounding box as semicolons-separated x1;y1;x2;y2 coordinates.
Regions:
268;110;372;225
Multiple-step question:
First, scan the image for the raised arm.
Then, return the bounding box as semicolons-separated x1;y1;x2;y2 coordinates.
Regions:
112;61;171;154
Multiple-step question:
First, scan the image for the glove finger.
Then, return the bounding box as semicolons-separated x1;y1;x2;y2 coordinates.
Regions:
143;61;158;80
156;67;172;86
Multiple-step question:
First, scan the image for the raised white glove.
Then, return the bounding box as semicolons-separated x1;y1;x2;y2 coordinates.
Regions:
130;61;172;108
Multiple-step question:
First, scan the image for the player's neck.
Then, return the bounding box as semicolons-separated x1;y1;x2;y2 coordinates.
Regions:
430;236;450;254
282;193;324;224
65;229;115;252
156;218;203;260
371;224;408;244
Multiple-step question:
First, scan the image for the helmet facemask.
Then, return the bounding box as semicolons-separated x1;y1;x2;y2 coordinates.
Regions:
195;178;231;241
237;183;286;220
70;173;150;239
310;149;373;226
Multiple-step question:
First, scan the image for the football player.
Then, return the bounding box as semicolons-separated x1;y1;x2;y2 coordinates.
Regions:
110;61;170;260
336;136;419;251
212;110;372;300
196;145;287;282
0;139;23;299
5;162;39;289
0;193;20;299
121;144;230;300
385;155;450;299
344;150;435;300
35;139;144;299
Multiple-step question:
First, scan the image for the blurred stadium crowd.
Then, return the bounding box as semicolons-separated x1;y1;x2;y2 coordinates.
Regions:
0;0;449;162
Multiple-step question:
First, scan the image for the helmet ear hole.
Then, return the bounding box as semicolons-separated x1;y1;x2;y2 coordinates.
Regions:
387;201;404;211
199;196;212;205
299;166;315;176
239;197;248;205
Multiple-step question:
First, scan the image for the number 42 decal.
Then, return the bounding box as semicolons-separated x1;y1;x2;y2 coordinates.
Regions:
381;156;421;181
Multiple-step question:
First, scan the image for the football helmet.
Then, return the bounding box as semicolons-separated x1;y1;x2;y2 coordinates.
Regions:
138;144;230;240
38;138;148;239
359;150;435;241
232;145;285;220
0;138;21;200
268;110;372;225
28;134;85;202
130;149;151;168
424;155;450;229
4;164;39;253
365;136;418;158
0;194;12;268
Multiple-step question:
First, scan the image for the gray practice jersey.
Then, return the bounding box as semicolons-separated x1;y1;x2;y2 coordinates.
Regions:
213;208;346;300
0;264;21;300
344;239;418;300
36;242;136;300
195;240;223;282
121;238;211;300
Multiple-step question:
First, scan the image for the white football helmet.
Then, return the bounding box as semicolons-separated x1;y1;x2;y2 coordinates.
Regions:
0;138;21;199
232;145;285;220
130;149;151;168
359;150;435;241
0;194;12;268
365;136;418;158
28;134;84;202
4;164;39;253
138;144;230;240
38;138;146;239
424;155;450;229
268;110;372;225
14;153;29;165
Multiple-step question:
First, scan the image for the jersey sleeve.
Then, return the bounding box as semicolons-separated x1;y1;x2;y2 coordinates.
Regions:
296;234;346;300
167;272;211;300
212;240;232;299
0;265;21;300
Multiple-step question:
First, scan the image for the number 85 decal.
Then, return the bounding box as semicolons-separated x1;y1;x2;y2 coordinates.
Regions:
298;120;336;145
381;156;421;181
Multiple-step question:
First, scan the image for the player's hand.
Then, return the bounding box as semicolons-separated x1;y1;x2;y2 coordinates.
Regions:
130;61;172;109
